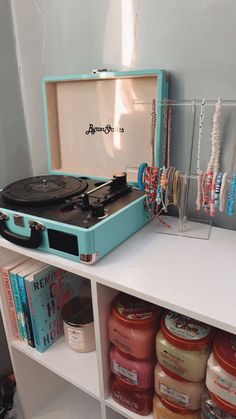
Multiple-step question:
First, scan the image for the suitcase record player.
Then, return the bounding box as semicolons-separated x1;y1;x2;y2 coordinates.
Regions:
0;69;169;264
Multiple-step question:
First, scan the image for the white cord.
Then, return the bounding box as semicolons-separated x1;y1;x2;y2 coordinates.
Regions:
34;0;46;67
196;99;205;174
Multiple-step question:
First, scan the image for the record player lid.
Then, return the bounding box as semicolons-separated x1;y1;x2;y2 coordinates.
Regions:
42;69;168;182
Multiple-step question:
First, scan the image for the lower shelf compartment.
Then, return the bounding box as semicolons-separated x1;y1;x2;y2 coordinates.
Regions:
11;348;102;419
32;385;102;419
11;336;100;398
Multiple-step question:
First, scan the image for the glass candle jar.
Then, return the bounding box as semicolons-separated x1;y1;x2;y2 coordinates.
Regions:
111;375;153;416
156;311;214;382
110;345;155;389
153;394;201;418
202;388;236;418
62;296;96;352
154;363;204;410
206;331;236;409
108;293;162;359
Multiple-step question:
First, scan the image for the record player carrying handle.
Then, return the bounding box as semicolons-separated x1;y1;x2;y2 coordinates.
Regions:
0;219;43;249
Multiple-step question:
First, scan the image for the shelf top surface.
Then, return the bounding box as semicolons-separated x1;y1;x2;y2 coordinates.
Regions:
1;220;236;334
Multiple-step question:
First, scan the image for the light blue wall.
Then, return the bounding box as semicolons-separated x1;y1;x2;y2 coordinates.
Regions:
0;0;32;188
11;0;236;229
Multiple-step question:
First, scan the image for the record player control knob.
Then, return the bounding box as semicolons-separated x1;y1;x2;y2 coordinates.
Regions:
112;172;127;189
91;203;105;218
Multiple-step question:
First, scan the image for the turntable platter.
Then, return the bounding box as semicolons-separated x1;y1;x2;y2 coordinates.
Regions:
2;175;88;205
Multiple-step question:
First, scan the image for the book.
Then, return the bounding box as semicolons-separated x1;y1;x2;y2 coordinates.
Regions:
25;265;81;352
17;261;47;347
1;255;28;340
10;259;38;342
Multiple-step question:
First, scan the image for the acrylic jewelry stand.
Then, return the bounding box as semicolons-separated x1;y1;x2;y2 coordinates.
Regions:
129;100;236;240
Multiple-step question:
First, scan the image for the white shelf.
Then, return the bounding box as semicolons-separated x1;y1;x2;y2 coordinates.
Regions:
1;220;235;419
11;337;100;399
32;386;101;419
0;221;236;333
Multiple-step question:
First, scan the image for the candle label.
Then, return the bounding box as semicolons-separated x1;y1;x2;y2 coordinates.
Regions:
213;376;236;404
68;326;84;350
117;301;155;320
112;361;138;384
165;312;212;340
113;389;140;411
159;382;190;406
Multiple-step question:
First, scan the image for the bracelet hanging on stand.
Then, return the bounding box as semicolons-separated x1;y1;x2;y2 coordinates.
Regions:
227;173;236;215
196;99;205;211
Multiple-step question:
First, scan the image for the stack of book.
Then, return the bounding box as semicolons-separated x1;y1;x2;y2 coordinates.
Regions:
1;256;82;352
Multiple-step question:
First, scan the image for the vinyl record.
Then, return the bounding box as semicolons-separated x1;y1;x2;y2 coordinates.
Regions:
2;175;88;205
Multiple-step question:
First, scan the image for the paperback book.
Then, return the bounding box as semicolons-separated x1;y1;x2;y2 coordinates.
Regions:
17;261;46;347
1;255;28;340
10;259;38;342
25;265;81;352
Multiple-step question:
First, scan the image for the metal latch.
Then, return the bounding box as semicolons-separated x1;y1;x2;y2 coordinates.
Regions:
0;212;8;221
29;220;46;231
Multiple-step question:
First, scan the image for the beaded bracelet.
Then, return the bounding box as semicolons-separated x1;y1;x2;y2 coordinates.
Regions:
210;172;217;217
144;165;159;216
196;171;203;211
214;172;223;209
173;170;181;206
156;167;164;208
227;173;236;216
160;168;168;190
138;163;148;190
203;172;213;212
219;172;228;212
165;167;175;209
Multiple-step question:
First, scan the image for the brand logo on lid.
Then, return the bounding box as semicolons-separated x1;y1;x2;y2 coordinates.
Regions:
117;300;155;320
165;312;212;341
85;123;125;135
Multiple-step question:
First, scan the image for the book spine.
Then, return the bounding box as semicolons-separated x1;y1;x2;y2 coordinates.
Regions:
10;272;28;343
25;282;41;351
17;275;35;348
1;268;20;340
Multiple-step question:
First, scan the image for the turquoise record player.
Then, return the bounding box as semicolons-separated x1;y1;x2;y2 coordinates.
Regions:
0;69;169;264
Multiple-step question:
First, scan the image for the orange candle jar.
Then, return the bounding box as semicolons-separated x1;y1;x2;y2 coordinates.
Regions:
153;394;201;419
108;293;162;359
154;363;204;410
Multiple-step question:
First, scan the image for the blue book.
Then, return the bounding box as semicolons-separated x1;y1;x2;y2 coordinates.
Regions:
17;261;47;347
10;259;36;342
25;265;81;352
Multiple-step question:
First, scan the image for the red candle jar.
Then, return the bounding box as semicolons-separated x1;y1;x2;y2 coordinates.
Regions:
110;345;155;389
206;331;236;411
202;388;236;418
108;293;162;359
111;375;153;416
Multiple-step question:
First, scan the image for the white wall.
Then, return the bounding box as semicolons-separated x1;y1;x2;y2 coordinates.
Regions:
0;0;32;187
10;0;236;229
